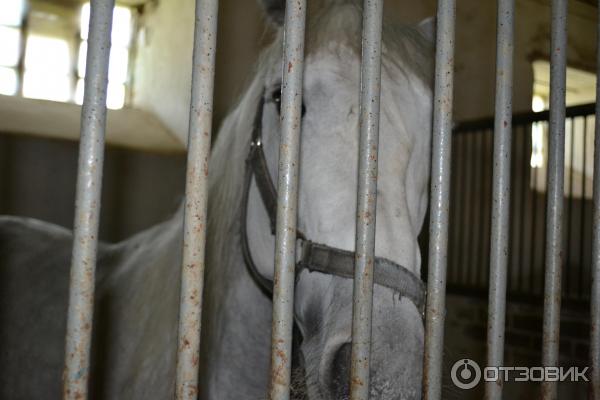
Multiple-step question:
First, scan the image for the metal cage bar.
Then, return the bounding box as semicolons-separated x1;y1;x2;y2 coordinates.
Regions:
62;1;114;398
590;4;600;398
349;0;385;398
541;1;567;399
268;1;307;398
485;0;514;398
174;0;219;398
423;0;456;398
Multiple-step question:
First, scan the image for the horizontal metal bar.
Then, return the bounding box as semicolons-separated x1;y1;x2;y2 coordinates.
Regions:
423;0;456;399
541;0;568;399
485;0;514;398
63;0;114;399
269;0;307;399
174;0;219;398
349;0;385;398
454;103;596;133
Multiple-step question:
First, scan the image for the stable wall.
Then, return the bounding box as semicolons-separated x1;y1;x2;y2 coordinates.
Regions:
131;0;598;146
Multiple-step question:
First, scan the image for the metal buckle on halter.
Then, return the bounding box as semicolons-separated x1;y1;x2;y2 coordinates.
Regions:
251;136;262;149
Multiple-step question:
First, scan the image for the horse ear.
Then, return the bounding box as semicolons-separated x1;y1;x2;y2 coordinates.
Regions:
417;16;436;43
259;0;286;26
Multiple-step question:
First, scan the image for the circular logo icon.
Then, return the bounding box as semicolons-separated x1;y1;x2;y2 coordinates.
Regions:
450;358;481;389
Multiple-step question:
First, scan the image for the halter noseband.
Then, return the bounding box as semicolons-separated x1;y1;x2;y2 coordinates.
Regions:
240;91;426;315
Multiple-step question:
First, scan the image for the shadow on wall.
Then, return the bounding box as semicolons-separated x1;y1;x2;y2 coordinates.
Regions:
0;132;186;243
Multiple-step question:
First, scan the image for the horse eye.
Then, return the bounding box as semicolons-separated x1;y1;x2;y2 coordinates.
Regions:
271;88;282;114
271;86;306;118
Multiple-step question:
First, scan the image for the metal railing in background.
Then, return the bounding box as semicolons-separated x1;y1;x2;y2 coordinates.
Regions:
590;3;600;398
448;104;596;307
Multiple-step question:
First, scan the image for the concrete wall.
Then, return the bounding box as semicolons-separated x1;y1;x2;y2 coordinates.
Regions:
132;0;270;144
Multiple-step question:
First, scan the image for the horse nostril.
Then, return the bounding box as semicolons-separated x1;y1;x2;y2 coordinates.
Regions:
329;342;352;399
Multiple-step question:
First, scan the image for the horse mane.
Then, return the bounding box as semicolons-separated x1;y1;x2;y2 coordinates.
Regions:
205;1;433;282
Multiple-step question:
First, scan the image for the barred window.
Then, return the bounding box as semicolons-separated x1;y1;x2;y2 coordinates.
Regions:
0;0;134;110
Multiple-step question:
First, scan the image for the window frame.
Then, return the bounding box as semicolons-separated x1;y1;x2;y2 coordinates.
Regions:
0;0;135;109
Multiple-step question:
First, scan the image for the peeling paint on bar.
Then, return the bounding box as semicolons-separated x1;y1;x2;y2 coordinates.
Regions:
63;1;114;399
349;0;384;399
174;0;219;399
423;0;456;399
268;1;307;399
541;1;567;399
485;0;514;398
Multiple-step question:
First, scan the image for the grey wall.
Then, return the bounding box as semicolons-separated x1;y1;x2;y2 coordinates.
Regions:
0;133;185;242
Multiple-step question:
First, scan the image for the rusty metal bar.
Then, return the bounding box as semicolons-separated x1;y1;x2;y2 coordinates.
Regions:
485;0;514;398
423;0;456;398
62;1;114;398
541;0;567;399
175;0;219;398
349;0;384;399
268;0;307;398
589;4;600;398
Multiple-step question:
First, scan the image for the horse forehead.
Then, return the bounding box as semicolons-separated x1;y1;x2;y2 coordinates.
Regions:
305;44;359;77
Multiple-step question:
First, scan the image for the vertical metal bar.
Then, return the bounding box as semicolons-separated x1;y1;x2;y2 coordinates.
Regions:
589;4;600;397
541;0;567;398
565;118;575;297
16;5;28;97
465;136;476;284
175;0;219;398
578;117;588;297
477;132;487;287
506;127;517;292
450;134;463;284
518;125;528;292
485;0;514;398
62;1;114;399
423;0;456;398
485;131;495;288
530;129;539;292
349;0;384;399
461;135;468;285
474;132;485;287
268;0;306;398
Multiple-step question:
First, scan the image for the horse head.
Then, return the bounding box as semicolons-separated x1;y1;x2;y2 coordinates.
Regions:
239;1;435;398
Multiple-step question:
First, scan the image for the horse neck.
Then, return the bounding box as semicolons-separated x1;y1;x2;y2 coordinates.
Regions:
200;227;274;398
183;71;279;396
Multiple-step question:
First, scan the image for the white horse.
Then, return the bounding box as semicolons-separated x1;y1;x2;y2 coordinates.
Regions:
0;1;434;398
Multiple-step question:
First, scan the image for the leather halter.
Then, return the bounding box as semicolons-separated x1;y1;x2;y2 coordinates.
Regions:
240;92;426;315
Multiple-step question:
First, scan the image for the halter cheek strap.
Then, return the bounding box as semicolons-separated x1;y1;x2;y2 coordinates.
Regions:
240;91;426;315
